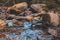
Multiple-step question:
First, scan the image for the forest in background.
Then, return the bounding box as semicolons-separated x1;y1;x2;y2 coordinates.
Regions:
0;0;60;13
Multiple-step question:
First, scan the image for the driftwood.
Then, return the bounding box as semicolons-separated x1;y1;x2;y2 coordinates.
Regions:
31;4;46;12
6;11;60;26
42;12;60;26
7;13;44;21
48;13;60;26
48;27;60;37
7;2;28;12
0;20;6;29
